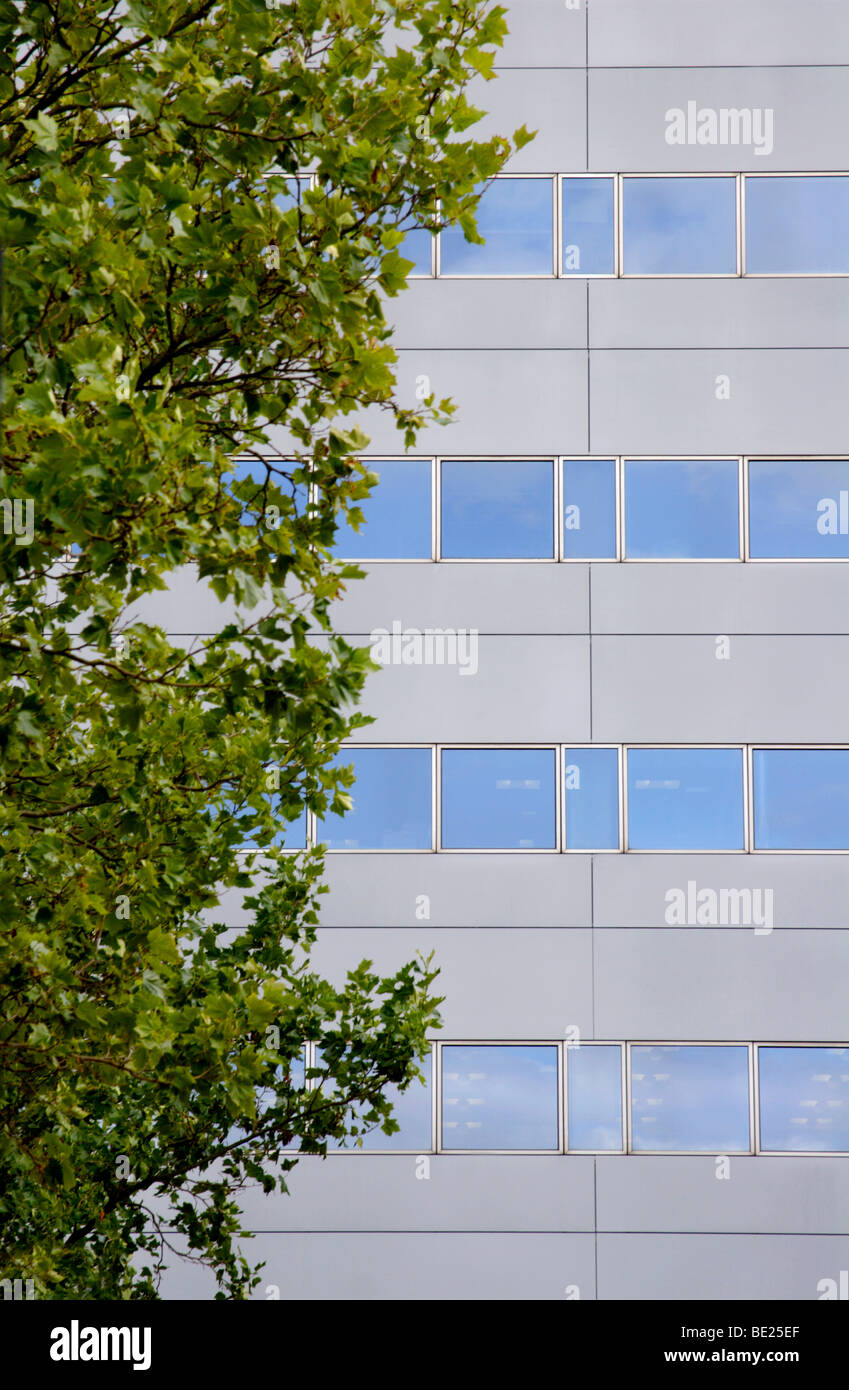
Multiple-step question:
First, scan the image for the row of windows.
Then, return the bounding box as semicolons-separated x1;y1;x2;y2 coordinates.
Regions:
294;1043;849;1155
277;172;849;278
259;745;849;853
328;457;849;562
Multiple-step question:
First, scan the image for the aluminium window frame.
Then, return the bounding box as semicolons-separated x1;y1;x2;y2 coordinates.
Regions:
436;1039;564;1154
317;742;437;853
626;1041;756;1156
754;1041;849;1157
618;172;743;279
438;742;562;854
436;455;558;562
557;172;620;279
562;744;624;853
741;171;849;279
620;455;744;563
748;744;849;855
331;455;437;563
437;172;558;280
564;1039;627;1154
623;743;750;854
308;1041;438;1155
743;455;849;563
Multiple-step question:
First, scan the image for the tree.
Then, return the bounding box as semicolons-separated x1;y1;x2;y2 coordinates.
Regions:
0;0;529;1297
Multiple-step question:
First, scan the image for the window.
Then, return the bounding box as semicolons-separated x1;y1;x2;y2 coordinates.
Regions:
630;1045;751;1152
318;1048;433;1151
440;459;555;559
441;1045;559;1149
567;1045;624;1150
399;224;435;276
333;460;432;559
440;178;554;275
627;748;745;850
562;458;617;558
229;457;310;527
441;748;557;849
748;459;849;559
561;177;615;275
758;1047;849;1152
317;747;432;849
564;747;620;849
753;749;849;850
623;176;737;275
624;459;740;559
745;176;849;275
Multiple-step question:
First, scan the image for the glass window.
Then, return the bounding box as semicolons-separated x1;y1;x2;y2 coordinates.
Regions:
748;460;849;559
399;223;434;276
441;1045;559;1149
317;747;432;849
561;177;615;275
624;459;740;559
216;795;307;851
564;747;620;849
623;177;737;275
759;1047;849;1153
627;747;745;850
753;749;849;850
562;458;617;559
440;178;554;275
333;460;432;559
567;1045;623;1150
745;176;849;275
229;457;309;527
318;1049;433;1151
270;173;310;214
630;1045;751;1152
441;748;557;849
440;459;554;559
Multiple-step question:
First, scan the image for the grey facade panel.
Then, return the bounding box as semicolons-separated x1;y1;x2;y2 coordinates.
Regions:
329;563;590;637
594;928;849;1039
590;350;849;455
589;67;849;170
498;0;587;69
464;68;586;171
317;854;592;929
344;635;590;743
593;856;849;931
597;1233;849;1301
590;279;849;351
589;0;849;70
591;636;849;743
235;1156;596;1232
389;279;588;351
308;927;594;1038
597;1157;849;1235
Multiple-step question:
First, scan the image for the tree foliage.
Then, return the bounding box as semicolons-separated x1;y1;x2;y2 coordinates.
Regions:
0;0;528;1296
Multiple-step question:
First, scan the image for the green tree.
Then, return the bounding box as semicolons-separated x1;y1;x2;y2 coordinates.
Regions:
0;0;529;1298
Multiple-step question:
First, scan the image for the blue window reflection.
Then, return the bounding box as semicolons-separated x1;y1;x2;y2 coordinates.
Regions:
759;1047;849;1152
624;459;740;559
271;174;310;214
334;460;432;559
623;177;737;275
562;177;615;275
216;795;307;851
565;747;620;849
441;1045;559;1149
320;1049;433;1151
441;748;557;849
441;459;554;559
753;749;849;850
627;748;744;850
562;458;617;558
748;460;849;559
630;1045;751;1152
746;177;849;275
440;178;554;275
567;1045;623;1150
399;223;434;276
229;457;309;527
317;747;432;849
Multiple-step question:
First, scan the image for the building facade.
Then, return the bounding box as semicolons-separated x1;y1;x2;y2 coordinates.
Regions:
160;0;849;1299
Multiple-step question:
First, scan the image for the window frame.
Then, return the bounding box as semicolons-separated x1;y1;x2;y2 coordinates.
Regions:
623;743;750;854
436;1039;564;1154
564;1039;627;1154
755;1042;849;1156
316;742;437;854
618;172;743;279
741;170;849;279
621;455;744;563
626;1041;756;1156
437;173;558;280
563;744;624;853
749;744;849;855
557;172;619;279
436;456;558;563
331;456;437;563
438;743;562;854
